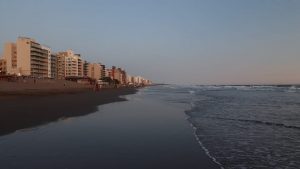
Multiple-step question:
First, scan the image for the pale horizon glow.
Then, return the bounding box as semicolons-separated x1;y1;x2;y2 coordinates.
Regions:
0;0;300;85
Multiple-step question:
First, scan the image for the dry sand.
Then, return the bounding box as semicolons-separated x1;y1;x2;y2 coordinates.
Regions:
0;79;91;96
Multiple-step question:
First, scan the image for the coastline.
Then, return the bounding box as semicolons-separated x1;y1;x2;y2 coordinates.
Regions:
0;87;138;137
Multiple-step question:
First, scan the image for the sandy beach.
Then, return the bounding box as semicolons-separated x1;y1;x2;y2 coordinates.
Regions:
0;79;92;96
0;80;137;136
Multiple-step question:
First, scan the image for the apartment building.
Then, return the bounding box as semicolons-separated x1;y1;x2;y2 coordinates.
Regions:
3;42;17;75
83;61;89;77
57;50;83;79
42;46;51;78
106;66;127;84
1;37;50;77
50;54;57;79
87;63;102;80
17;37;50;77
77;54;83;77
100;64;106;79
114;68;127;84
0;58;6;74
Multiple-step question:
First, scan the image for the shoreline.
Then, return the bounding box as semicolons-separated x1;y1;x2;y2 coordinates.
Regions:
0;87;138;137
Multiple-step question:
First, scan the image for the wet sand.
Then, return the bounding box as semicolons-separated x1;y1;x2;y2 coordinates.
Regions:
0;87;137;136
0;87;220;169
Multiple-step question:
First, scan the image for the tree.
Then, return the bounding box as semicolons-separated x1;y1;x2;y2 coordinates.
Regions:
112;79;120;85
100;77;113;84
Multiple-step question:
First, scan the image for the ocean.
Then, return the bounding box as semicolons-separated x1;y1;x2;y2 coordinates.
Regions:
146;85;300;169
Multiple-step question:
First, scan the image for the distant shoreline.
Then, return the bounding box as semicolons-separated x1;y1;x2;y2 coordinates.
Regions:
0;86;138;137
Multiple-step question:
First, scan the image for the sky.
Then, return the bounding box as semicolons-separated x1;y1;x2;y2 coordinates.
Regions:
0;0;300;85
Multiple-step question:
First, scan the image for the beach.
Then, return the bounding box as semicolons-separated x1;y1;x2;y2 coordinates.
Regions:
0;80;137;136
0;86;220;169
0;79;91;96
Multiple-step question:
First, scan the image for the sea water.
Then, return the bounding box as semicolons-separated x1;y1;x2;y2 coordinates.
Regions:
146;85;300;169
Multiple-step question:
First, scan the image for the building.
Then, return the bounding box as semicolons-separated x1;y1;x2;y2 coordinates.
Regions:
50;54;57;79
0;58;6;74
87;63;102;80
17;37;50;77
76;54;83;77
100;64;106;79
42;46;51;78
106;68;112;79
114;68;127;84
2;37;50;77
126;75;134;84
106;66;127;84
83;61;89;77
87;63;105;80
3;42;17;75
133;76;151;85
57;52;65;79
57;50;83;79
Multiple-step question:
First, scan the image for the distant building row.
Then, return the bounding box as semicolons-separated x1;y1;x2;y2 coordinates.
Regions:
0;37;152;85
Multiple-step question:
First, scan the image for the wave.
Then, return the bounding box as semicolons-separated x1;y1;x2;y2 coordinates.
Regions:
199;116;300;130
194;85;300;92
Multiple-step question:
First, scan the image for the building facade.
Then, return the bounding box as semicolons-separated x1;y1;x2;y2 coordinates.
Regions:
87;63;106;80
0;58;6;74
3;42;17;75
57;50;83;79
1;37;50;77
83;61;89;77
50;54;57;79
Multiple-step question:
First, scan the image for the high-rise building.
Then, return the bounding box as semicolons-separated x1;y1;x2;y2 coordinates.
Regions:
126;75;134;84
83;61;89;77
50;54;57;79
87;63;102;80
57;50;83;79
2;37;50;77
100;64;106;79
0;58;6;74
3;42;17;75
106;66;127;84
75;54;83;77
42;46;51;78
87;63;105;80
17;37;50;77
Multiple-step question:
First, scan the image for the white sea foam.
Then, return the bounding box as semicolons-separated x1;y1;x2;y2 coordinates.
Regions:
189;90;195;95
188;118;224;169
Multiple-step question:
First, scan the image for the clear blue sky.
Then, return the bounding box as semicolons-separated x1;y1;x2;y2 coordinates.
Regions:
1;0;300;84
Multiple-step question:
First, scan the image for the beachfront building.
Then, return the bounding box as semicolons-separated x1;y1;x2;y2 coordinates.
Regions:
2;42;18;75
106;68;112;79
100;64;106;79
87;63;102;80
57;50;83;79
0;58;6;74
1;37;50;77
83;61;89;77
57;53;65;79
76;54;84;77
116;68;127;85
50;54;57;79
42;46;51;78
132;76;151;86
126;75;134;84
106;66;127;84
